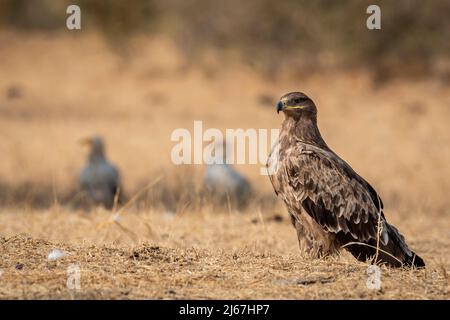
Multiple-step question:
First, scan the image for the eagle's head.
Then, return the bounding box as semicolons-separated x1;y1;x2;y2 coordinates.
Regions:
276;92;317;117
79;135;106;162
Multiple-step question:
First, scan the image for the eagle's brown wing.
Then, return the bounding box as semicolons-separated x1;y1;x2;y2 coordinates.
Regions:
282;143;386;244
278;143;425;267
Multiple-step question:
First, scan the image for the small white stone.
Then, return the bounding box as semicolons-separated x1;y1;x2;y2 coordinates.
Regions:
163;211;176;220
112;213;122;222
47;249;66;261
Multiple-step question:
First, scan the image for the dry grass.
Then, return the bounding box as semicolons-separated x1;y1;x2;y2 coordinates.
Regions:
0;31;449;299
0;208;448;299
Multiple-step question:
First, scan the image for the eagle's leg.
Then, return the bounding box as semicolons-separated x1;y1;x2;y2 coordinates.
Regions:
290;212;338;258
291;216;314;255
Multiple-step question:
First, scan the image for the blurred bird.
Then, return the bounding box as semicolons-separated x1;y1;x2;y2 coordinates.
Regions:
79;136;122;209
203;141;252;209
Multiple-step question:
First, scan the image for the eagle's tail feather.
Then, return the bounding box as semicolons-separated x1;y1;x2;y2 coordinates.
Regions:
338;224;425;268
377;224;425;268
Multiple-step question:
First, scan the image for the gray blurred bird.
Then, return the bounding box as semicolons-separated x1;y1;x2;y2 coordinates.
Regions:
203;142;252;209
79;136;121;209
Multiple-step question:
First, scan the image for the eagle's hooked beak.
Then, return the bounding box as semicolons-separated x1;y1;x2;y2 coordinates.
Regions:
276;101;284;114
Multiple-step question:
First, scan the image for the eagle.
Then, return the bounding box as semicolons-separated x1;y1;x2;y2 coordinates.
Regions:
203;141;252;209
204;162;252;209
79;136;122;209
267;92;425;268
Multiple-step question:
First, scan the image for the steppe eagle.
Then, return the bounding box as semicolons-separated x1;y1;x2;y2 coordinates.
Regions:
267;92;424;268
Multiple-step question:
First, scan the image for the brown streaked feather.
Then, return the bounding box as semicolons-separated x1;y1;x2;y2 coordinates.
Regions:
281;143;385;243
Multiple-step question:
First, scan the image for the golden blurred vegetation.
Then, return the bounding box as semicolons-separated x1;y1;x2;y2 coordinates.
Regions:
0;0;448;211
1;0;449;80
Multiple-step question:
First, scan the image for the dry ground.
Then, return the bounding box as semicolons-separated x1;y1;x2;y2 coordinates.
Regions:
0;208;448;299
0;31;449;299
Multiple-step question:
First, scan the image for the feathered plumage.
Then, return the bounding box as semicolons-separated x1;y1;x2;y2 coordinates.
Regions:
203;141;252;209
79;136;121;209
267;92;424;268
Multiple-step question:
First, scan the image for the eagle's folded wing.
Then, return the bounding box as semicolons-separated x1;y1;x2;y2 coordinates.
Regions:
284;145;387;244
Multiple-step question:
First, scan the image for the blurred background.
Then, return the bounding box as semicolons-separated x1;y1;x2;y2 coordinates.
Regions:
0;0;449;216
